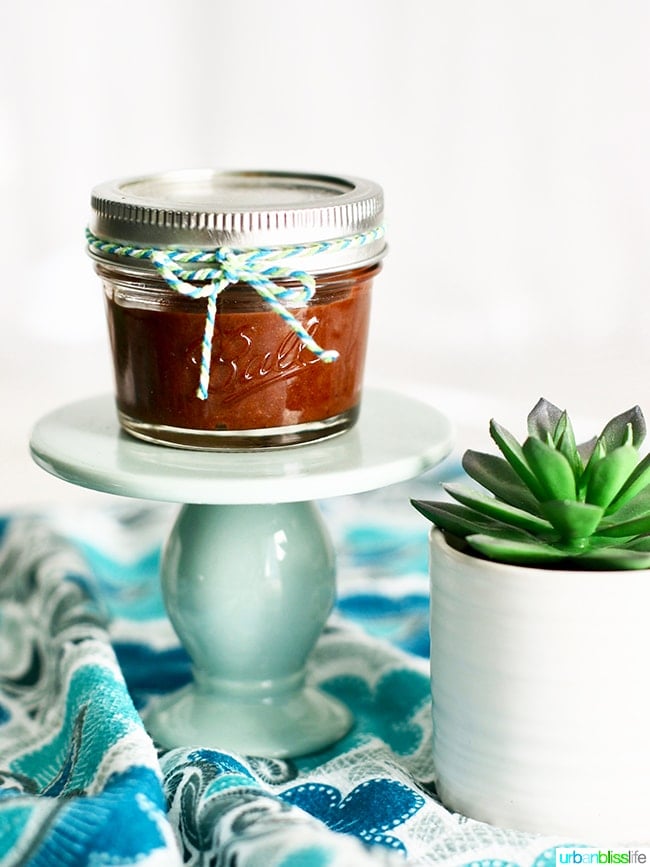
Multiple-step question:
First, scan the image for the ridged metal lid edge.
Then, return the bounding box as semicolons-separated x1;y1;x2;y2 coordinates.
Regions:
90;169;384;249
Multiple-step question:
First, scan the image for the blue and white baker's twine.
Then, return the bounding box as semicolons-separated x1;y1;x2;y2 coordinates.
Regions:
86;226;385;400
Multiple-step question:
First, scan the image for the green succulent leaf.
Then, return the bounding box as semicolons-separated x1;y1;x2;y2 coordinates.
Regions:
466;533;570;566
538;499;603;541
552;412;583;480
577;436;598;467
606;451;650;513
597;487;650;534
606;486;650;520
527;398;564;441
619;535;650;552
573;547;650;570
522;436;577;501
584;534;642;551
489;420;546;501
551;410;568;446
597;406;646;451
584;444;639;509
580;412;643;498
443;483;553;534
410;500;505;538
596;511;650;538
461;450;542;514
579;439;606;499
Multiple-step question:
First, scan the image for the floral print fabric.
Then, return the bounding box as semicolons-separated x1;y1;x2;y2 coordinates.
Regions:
0;469;578;865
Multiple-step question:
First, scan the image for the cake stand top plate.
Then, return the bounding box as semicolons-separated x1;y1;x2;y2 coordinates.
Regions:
30;388;453;505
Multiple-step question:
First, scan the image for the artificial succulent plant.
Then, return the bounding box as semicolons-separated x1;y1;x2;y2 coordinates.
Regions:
412;398;650;569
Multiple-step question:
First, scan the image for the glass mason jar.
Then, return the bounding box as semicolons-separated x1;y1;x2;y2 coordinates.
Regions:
87;170;386;450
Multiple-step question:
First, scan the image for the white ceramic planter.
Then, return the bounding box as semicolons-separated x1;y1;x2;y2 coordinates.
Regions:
428;528;650;844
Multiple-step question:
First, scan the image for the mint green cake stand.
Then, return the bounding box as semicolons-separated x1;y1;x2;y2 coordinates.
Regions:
30;388;453;758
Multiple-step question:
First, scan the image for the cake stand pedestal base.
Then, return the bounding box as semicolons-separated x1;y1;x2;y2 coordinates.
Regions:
145;501;351;757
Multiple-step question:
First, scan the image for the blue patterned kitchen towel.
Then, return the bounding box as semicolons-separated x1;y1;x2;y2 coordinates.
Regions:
0;465;583;865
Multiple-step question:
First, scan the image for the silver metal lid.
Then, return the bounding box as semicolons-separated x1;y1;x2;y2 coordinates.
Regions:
89;169;386;273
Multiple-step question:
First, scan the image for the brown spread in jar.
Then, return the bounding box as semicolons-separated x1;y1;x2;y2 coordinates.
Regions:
102;264;376;447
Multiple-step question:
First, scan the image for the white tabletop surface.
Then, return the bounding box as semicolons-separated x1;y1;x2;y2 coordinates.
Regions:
29;388;454;505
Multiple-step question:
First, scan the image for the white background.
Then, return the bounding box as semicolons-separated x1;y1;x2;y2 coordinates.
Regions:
2;0;649;506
